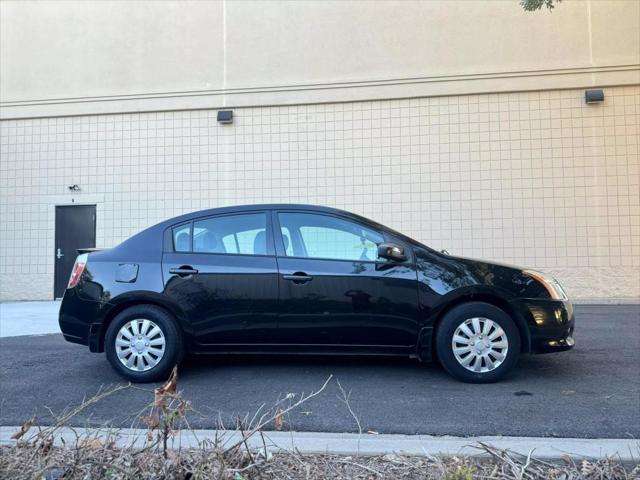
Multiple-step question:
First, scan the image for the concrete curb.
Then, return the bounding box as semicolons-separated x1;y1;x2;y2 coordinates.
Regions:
1;426;638;461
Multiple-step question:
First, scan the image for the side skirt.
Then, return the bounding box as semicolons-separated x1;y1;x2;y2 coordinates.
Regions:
189;344;414;357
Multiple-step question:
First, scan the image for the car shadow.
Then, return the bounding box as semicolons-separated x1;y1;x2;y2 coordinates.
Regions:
181;352;430;371
176;348;581;386
175;353;523;393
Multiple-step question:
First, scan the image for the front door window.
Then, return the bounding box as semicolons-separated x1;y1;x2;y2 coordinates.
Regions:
278;212;383;261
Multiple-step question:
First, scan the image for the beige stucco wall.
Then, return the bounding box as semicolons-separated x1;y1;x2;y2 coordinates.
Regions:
1;86;638;301
1;0;639;118
0;1;639;301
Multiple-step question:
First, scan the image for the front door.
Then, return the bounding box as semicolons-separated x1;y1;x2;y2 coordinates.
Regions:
274;211;420;351
162;211;279;347
54;205;96;298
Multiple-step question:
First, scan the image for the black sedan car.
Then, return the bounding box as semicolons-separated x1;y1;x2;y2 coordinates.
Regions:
59;204;574;383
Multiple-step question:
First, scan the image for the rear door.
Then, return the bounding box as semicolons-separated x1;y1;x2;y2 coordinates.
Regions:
273;210;420;351
162;211;279;347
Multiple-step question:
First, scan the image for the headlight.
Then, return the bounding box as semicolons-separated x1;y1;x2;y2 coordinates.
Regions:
523;270;568;300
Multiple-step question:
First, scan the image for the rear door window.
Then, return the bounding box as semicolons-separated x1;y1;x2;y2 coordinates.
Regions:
192;213;270;255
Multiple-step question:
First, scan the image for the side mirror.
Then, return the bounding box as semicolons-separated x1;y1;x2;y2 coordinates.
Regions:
377;242;407;262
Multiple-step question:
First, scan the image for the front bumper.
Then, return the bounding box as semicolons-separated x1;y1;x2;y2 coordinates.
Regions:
514;298;575;354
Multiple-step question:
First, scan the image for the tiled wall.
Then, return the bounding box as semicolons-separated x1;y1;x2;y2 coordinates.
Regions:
1;86;639;300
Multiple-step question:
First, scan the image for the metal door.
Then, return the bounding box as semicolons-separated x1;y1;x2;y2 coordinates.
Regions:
54;205;96;298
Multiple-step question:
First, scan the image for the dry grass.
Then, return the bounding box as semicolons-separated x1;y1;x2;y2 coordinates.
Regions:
1;368;637;479
1;442;636;480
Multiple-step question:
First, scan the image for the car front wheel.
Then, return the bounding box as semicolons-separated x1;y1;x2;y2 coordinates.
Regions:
105;305;183;382
435;302;520;383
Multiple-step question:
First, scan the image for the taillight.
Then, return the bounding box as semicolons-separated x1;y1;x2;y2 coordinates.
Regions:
67;254;88;289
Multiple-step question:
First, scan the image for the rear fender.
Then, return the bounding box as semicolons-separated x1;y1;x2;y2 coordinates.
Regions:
91;291;193;352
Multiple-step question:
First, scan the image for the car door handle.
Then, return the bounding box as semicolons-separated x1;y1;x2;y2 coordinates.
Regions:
169;266;199;277
282;273;313;283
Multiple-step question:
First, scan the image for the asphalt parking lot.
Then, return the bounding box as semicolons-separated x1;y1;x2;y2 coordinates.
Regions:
0;304;638;439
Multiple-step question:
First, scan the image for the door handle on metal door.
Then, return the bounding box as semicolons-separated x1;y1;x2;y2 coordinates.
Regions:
282;273;313;283
169;266;199;277
56;248;64;259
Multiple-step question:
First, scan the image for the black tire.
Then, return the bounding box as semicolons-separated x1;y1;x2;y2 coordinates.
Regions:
435;302;520;383
105;305;183;383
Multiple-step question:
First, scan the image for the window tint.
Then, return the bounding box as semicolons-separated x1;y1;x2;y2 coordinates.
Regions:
192;213;268;255
173;224;191;252
278;212;383;261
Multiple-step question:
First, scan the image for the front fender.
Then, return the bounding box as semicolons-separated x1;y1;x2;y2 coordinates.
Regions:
416;285;532;361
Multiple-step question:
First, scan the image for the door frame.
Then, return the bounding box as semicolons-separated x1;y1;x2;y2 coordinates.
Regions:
160;209;279;346
270;208;420;349
54;203;97;298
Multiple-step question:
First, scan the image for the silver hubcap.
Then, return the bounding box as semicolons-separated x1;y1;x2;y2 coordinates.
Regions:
115;319;166;372
451;317;509;373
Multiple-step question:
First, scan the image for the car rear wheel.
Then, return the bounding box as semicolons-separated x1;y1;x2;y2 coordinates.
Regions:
105;305;183;382
435;302;520;383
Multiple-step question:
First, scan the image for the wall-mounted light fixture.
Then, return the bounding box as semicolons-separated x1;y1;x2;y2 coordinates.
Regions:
585;89;604;104
67;184;80;192
217;110;233;124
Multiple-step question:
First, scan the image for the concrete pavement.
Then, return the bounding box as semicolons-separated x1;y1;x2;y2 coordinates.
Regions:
0;301;61;337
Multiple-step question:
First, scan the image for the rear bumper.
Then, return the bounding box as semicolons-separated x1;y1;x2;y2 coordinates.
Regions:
514;298;575;354
59;289;105;352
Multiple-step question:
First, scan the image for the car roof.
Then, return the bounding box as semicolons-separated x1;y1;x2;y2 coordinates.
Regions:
166;203;430;249
160;204;370;227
